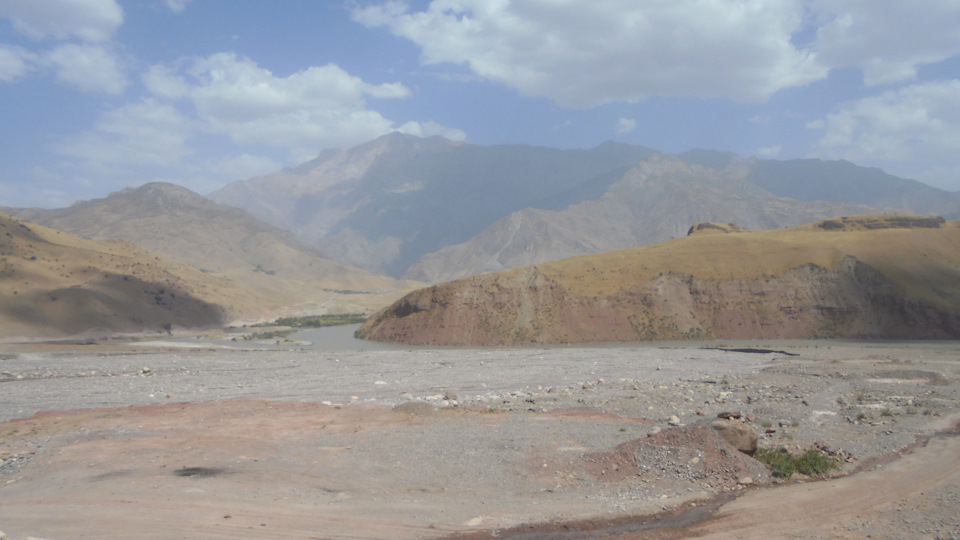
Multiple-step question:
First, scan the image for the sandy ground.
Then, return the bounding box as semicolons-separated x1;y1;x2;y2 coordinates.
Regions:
0;334;958;539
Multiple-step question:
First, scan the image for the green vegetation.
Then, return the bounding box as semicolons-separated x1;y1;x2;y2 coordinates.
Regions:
264;313;368;328
233;329;295;342
754;447;839;478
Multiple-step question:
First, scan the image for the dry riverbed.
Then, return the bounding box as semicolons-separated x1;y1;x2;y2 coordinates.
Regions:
0;334;958;539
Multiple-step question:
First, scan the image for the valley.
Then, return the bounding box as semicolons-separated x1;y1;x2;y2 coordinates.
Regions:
2;136;959;539
0;334;958;539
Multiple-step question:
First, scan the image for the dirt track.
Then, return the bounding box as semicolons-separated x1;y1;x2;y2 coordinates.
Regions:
1;335;959;539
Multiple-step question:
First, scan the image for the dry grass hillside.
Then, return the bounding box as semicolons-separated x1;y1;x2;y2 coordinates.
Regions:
0;213;280;339
358;215;960;345
8;183;422;316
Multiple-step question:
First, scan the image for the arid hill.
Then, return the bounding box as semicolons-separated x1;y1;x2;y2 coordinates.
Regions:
7;183;421;316
357;215;960;345
0;213;279;339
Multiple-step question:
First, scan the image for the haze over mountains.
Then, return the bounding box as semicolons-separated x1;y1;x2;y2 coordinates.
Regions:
5;134;960;339
210;134;960;282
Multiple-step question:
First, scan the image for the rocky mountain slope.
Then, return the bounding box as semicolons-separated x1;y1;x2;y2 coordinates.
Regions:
357;215;960;345
209;135;960;281
7;183;421;316
406;154;884;282
209;133;658;277
0;212;277;339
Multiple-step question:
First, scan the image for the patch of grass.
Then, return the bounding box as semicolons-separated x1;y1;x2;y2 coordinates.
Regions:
760;420;773;428
269;313;368;328
880;408;894;417
754;447;839;478
233;329;295;341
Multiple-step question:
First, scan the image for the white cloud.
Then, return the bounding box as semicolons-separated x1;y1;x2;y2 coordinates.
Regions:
144;52;461;153
810;0;960;86
396;120;467;141
756;145;782;159
57;99;194;167
808;80;960;188
142;63;190;98
354;1;960;108
616;118;636;134
352;0;826;107
164;0;192;14
0;0;127;93
0;45;37;81
45;43;127;94
47;53;467;202
0;0;123;42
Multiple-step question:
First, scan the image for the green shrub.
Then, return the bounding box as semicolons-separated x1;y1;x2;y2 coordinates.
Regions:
754;447;838;478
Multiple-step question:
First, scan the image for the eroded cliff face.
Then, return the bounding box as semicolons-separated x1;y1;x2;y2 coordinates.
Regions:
358;256;960;346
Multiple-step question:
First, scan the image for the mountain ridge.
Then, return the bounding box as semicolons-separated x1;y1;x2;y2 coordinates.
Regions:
208;135;960;280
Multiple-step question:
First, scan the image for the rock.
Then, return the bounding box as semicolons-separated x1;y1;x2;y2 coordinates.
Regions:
710;419;758;455
0;529;5;540
392;401;436;416
444;391;458;401
738;476;754;485
717;410;742;419
647;426;662;437
668;415;682;426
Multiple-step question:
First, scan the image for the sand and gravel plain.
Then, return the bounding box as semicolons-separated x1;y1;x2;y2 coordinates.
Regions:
1;328;958;539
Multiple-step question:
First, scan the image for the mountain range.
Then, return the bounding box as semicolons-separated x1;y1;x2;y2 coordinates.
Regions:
5;134;960;339
209;134;960;281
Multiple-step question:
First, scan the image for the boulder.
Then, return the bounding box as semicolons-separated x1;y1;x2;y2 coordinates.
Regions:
710;419;758;455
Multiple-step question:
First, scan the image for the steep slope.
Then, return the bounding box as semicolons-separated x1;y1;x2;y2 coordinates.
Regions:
358;216;960;345
210;135;960;280
0;213;276;339
210;133;657;276
8;183;421;315
406;155;885;282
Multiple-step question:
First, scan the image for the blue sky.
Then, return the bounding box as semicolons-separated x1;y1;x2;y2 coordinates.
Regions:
1;0;959;208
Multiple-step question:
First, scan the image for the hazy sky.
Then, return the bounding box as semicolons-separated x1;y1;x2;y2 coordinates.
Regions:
2;0;959;208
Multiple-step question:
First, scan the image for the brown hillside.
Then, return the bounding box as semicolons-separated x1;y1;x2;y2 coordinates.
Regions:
358;215;960;345
0;213;277;339
8;183;421;316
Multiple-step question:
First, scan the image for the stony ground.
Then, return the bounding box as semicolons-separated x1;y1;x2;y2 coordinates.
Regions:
0;333;958;539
